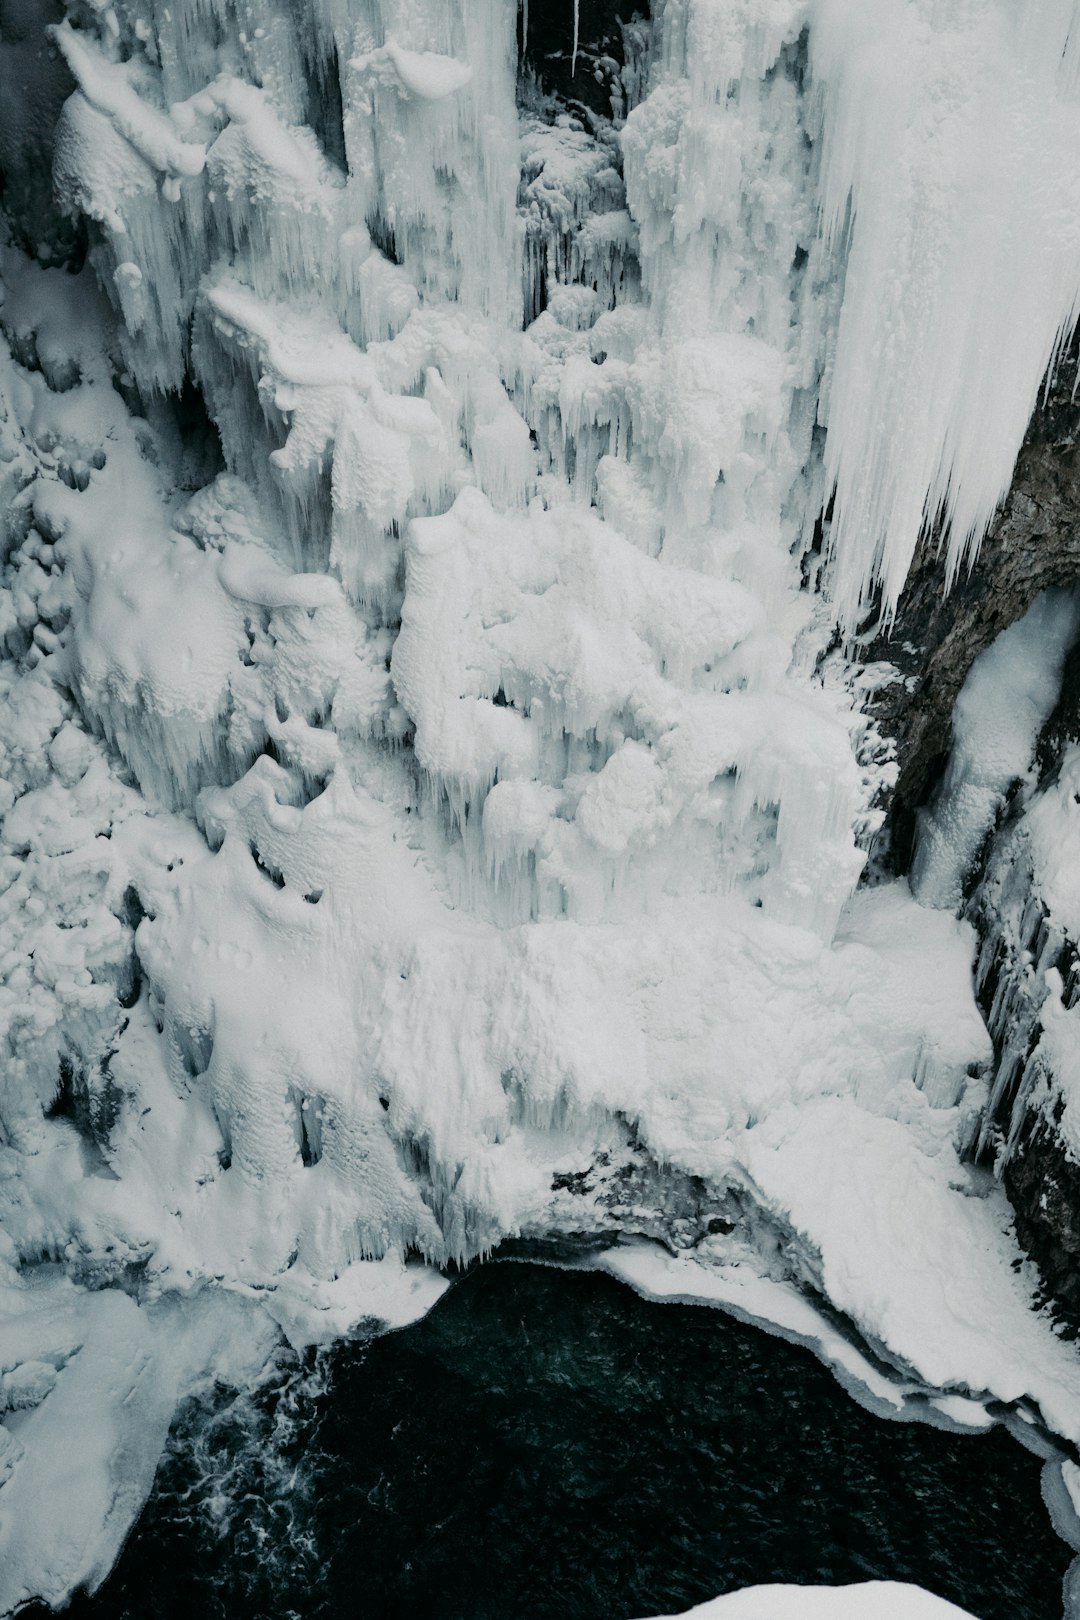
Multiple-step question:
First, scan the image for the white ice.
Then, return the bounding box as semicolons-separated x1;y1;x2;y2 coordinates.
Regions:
811;0;1080;628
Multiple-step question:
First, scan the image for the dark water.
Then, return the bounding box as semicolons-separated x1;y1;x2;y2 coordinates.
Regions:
38;1263;1071;1620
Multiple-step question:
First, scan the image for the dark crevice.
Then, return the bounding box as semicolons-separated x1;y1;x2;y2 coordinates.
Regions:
519;0;651;121
250;843;287;889
46;1056;79;1122
367;210;402;266
304;45;347;171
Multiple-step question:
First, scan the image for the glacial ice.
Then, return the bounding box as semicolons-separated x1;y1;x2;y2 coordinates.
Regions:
4;0;1080;1606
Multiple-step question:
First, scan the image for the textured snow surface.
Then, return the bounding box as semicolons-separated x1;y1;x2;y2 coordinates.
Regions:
4;0;1080;1606
646;1583;976;1619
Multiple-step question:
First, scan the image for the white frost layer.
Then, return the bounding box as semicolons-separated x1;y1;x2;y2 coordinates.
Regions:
644;1583;976;1619
0;1281;174;1615
598;1245;919;1418
600;1176;1080;1443
740;1099;1080;1440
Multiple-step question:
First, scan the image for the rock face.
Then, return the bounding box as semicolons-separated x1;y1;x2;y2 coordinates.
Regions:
865;332;1080;1327
1006;1118;1080;1328
964;810;1080;1330
965;725;1080;1331
866;330;1080;873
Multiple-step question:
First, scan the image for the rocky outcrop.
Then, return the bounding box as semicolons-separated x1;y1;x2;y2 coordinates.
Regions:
1006;1115;1080;1331
865;330;1080;871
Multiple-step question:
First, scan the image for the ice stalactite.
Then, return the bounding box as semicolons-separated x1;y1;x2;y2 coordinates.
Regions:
939;721;1080;1178
38;0;871;941
810;0;1080;630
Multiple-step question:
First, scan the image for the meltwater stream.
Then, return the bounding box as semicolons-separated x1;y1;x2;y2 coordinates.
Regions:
32;1263;1071;1620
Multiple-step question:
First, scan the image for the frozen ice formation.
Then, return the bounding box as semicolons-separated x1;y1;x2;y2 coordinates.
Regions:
3;0;1080;1606
913;584;1080;1204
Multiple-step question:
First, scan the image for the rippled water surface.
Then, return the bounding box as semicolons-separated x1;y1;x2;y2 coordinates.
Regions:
41;1262;1071;1620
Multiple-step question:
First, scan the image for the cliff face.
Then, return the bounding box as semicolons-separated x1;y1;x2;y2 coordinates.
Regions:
861;334;1080;1329
520;10;1080;1334
866;331;1080;877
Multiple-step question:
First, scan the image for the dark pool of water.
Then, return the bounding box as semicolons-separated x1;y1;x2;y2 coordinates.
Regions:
38;1261;1072;1620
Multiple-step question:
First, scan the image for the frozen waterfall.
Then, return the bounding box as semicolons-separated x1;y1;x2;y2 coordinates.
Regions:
3;0;1080;1608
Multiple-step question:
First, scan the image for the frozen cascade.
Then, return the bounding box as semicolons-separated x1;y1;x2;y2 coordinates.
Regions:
5;0;1080;1607
813;0;1080;630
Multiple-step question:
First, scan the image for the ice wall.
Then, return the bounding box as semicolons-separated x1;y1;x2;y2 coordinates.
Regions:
810;0;1080;629
5;0;1080;1605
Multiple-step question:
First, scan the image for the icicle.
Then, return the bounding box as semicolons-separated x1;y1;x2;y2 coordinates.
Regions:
811;0;1080;628
572;0;579;77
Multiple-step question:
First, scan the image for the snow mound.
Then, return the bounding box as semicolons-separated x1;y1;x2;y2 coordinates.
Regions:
645;1583;976;1619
